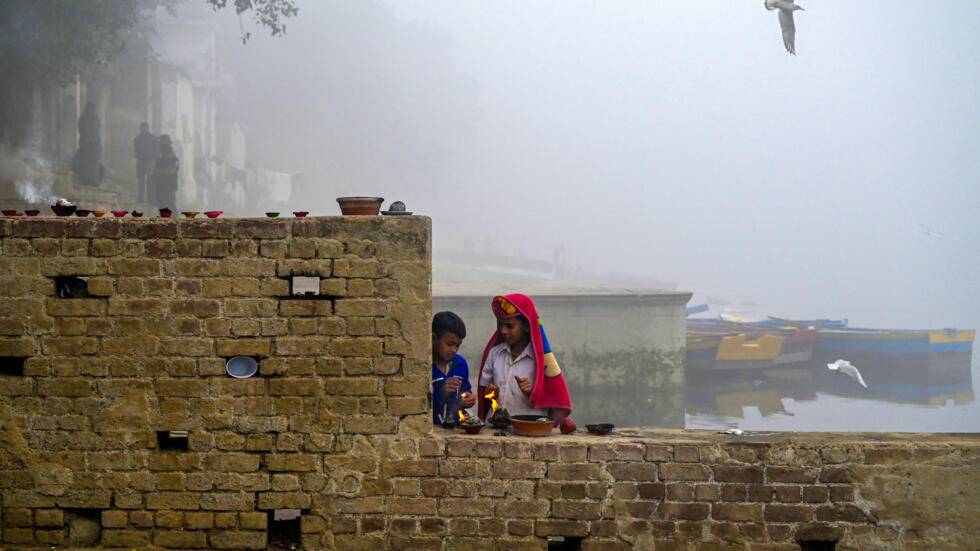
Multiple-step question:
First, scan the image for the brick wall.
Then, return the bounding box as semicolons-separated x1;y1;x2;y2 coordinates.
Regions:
1;216;977;550
0;215;432;549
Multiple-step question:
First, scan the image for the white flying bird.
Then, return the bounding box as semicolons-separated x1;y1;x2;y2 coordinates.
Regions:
765;0;805;55
827;359;868;388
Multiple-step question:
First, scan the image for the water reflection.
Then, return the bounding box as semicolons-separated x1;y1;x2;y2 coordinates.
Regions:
684;351;976;433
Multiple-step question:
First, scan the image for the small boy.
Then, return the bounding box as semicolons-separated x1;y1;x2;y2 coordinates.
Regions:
478;294;576;433
431;311;477;425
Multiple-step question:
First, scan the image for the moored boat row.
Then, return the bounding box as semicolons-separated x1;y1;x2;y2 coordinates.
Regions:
686;316;975;373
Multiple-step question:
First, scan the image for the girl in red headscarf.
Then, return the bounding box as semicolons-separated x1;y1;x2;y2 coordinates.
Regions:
478;293;576;433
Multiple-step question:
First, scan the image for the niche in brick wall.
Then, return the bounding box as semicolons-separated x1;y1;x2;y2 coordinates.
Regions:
281;276;340;300
547;536;583;550
53;276;90;298
156;430;189;451
291;276;320;297
0;356;27;376
65;508;103;546
799;542;836;551
268;509;306;549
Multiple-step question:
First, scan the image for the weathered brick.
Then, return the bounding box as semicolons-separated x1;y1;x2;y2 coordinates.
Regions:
660;463;710;481
829;485;854;502
660;502;709;521
814;504;869;523
209;530;267;550
767;466;817;484
154;530;208;548
553;500;601;520
713;465;764;483
265;453;318;471
108;258;161;275
711;503;763;522
535;519;590;537
674;445;699;462
607;462;658;481
764;504;813;523
819;466;852;483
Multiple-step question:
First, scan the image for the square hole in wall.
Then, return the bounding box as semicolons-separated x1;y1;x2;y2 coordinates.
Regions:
547;536;583;551
65;508;102;546
268;509;305;549
54;276;90;298
800;542;836;551
291;276;320;297
0;357;27;376
156;430;189;451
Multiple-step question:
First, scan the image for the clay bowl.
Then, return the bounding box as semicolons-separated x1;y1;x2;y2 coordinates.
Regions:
159;210;172;218
293;211;308;217
204;211;222;219
111;210;128;218
131;211;144;217
182;211;199;218
2;210;21;216
462;424;484;435
75;209;91;217
510;415;554;437
25;210;40;216
337;196;383;216
51;204;77;216
92;210;107;217
265;212;280;218
586;423;615;436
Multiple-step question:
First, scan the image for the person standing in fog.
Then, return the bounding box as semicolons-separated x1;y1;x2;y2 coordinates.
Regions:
133;122;159;203
151;134;179;210
72;101;104;187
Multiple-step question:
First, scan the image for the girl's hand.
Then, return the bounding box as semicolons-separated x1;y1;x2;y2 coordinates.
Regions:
460;392;476;407
514;375;532;396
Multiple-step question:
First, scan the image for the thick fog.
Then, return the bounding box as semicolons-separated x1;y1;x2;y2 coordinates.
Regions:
204;1;978;331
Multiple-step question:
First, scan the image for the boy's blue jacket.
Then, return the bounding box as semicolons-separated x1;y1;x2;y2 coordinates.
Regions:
432;354;472;424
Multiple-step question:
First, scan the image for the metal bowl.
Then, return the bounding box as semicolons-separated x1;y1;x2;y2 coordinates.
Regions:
226;356;259;378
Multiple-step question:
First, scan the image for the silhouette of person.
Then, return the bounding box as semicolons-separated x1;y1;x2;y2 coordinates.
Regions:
151;134;179;210
133;122;159;202
72;102;104;186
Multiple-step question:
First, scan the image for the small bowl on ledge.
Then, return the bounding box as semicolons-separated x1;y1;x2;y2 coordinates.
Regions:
131;211;144;218
337;196;383;216
111;210;128;218
2;210;21;217
25;210;40;216
204;211;223;219
265;212;280;218
585;423;615;435
293;211;309;217
159;208;172;218
51;204;77;216
182;211;199;219
462;423;484;435
75;209;91;217
92;210;107;218
510;415;555;437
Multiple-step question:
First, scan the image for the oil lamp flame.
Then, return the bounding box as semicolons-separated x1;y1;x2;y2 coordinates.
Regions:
458;410;467;422
484;388;499;413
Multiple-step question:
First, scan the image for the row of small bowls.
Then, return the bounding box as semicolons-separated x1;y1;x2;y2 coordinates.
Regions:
3;208;311;218
266;212;308;218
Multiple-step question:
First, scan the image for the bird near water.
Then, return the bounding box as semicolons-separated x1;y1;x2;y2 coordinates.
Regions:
827;359;868;389
764;0;805;55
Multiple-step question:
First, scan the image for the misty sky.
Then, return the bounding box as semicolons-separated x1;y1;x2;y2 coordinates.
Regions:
208;1;979;330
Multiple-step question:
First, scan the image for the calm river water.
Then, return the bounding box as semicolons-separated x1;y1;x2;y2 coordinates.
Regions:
682;353;978;433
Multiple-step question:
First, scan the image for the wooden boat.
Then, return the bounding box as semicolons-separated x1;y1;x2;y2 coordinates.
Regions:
686;318;816;369
815;327;975;356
